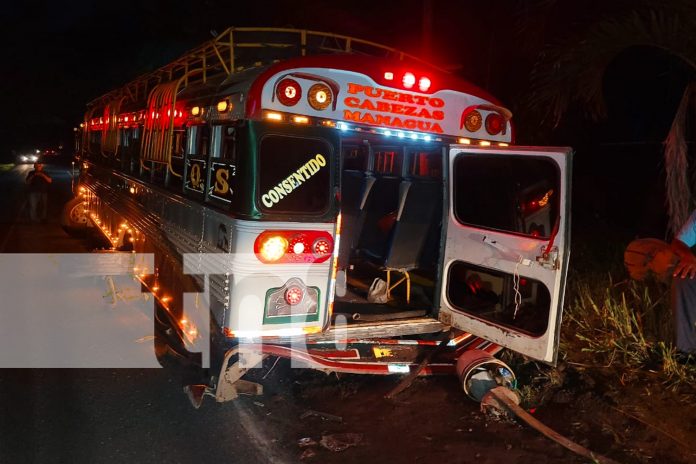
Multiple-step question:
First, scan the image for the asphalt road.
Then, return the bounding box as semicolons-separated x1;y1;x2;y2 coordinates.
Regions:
0;163;291;464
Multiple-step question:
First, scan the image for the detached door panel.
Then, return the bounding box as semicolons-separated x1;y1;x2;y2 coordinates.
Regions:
439;146;572;363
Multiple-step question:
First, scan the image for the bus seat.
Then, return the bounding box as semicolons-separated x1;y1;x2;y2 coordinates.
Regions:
361;179;441;304
383;180;441;270
357;176;402;258
338;171;376;269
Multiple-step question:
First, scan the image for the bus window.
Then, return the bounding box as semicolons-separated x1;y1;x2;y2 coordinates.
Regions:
173;128;186;158
409;149;442;178
453;155;559;238
220;125;237;163
374;147;402;175
258;135;332;215
342;145;368;171
190;125;210;157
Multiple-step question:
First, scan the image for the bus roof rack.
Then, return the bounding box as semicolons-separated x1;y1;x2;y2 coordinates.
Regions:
89;27;443;108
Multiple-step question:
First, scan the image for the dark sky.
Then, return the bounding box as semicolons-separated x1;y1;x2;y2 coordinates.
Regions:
0;0;691;157
0;0;526;155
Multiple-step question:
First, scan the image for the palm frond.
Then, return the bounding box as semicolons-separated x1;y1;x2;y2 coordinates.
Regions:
664;84;694;236
528;9;696;126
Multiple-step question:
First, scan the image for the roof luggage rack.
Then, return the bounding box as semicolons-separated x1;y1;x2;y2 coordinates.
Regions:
89;27;441;108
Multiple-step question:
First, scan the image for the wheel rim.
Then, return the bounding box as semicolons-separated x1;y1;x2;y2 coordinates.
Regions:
69;201;88;224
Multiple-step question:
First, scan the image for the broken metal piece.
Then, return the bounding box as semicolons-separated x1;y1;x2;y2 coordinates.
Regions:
320;433;363;452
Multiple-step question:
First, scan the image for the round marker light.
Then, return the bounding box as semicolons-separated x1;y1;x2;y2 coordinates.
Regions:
464;110;483;132
402;72;416;89
191;106;200;116
312;238;332;257
276;78;302;106
418;76;431;92
293;242;305;254
217;100;229;113
485;113;505;135
284;286;304;306
260;235;288;262
308;83;332;111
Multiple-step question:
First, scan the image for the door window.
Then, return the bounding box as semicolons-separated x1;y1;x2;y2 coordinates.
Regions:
453;155;559;238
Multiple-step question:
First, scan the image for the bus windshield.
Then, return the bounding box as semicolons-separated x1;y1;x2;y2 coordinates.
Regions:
258;134;333;215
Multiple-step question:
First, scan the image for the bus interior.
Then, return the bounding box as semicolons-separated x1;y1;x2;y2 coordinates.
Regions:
332;136;559;337
333;135;445;325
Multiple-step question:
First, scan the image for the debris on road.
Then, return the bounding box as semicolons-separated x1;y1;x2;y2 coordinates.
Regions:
299;448;317;460
319;433;363;452
300;409;343;423
297;437;318;448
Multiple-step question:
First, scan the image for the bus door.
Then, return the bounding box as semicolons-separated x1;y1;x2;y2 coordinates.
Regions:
439;146;572;363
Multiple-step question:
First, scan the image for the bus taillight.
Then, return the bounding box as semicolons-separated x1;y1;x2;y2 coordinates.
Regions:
284;286;304;305
418;76;431;92
254;230;334;264
276;78;302;106
308;83;332;110
402;72;416;89
485;113;505;135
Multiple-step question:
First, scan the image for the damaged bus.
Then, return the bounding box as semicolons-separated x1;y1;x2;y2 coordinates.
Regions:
68;28;571;406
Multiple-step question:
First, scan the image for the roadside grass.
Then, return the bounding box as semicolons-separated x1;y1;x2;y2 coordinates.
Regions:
0;163;15;172
510;236;696;408
565;277;696;388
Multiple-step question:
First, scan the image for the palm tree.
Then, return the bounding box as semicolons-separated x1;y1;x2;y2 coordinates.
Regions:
526;1;696;235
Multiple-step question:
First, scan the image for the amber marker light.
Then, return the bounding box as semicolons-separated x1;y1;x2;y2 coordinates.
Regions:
191;106;200;116
457;138;471;145
258;235;288;262
479;140;491;146
292;115;309;124
217;100;229;112
265;111;283;121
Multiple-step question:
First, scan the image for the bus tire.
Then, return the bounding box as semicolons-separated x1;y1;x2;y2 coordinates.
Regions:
60;196;89;233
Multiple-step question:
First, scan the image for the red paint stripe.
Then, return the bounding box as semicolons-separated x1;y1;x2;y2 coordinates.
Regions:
307;348;360;359
244;343;455;376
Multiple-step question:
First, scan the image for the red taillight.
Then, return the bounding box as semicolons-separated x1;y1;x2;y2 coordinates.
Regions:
402;72;416;89
418;76;431;92
312;238;331;258
276;78;302;106
254;230;334;264
284;286;304;305
485;113;505;135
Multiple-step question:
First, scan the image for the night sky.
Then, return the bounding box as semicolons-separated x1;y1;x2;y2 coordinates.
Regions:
1;0;693;236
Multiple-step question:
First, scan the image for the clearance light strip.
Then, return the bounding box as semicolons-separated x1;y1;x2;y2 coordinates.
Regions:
265;111;511;146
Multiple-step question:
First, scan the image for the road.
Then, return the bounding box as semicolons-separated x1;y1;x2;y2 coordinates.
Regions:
0;163;593;464
0;163;291;463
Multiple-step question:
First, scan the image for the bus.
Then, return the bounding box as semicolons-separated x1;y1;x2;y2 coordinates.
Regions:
69;28;571;406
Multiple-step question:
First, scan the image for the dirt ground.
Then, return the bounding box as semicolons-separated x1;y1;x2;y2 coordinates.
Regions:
230;355;696;464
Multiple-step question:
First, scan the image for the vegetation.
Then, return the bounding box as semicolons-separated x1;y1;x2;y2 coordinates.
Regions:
566;277;696;389
0;164;14;173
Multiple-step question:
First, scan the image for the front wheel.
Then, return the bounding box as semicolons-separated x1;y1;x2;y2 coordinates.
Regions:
60;196;89;233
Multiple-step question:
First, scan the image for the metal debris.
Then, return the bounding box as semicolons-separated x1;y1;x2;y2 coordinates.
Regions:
300;409;343;423
319;433;363;452
298;437;318;448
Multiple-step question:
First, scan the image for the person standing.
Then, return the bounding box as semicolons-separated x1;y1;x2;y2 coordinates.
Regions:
671;210;696;360
25;162;52;222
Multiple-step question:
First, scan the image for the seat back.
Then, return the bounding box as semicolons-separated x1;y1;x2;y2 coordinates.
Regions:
357;176;402;259
337;170;376;268
383;180;442;270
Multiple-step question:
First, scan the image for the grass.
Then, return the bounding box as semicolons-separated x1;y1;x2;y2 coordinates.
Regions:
0;163;14;172
509;236;696;407
564;269;696;390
